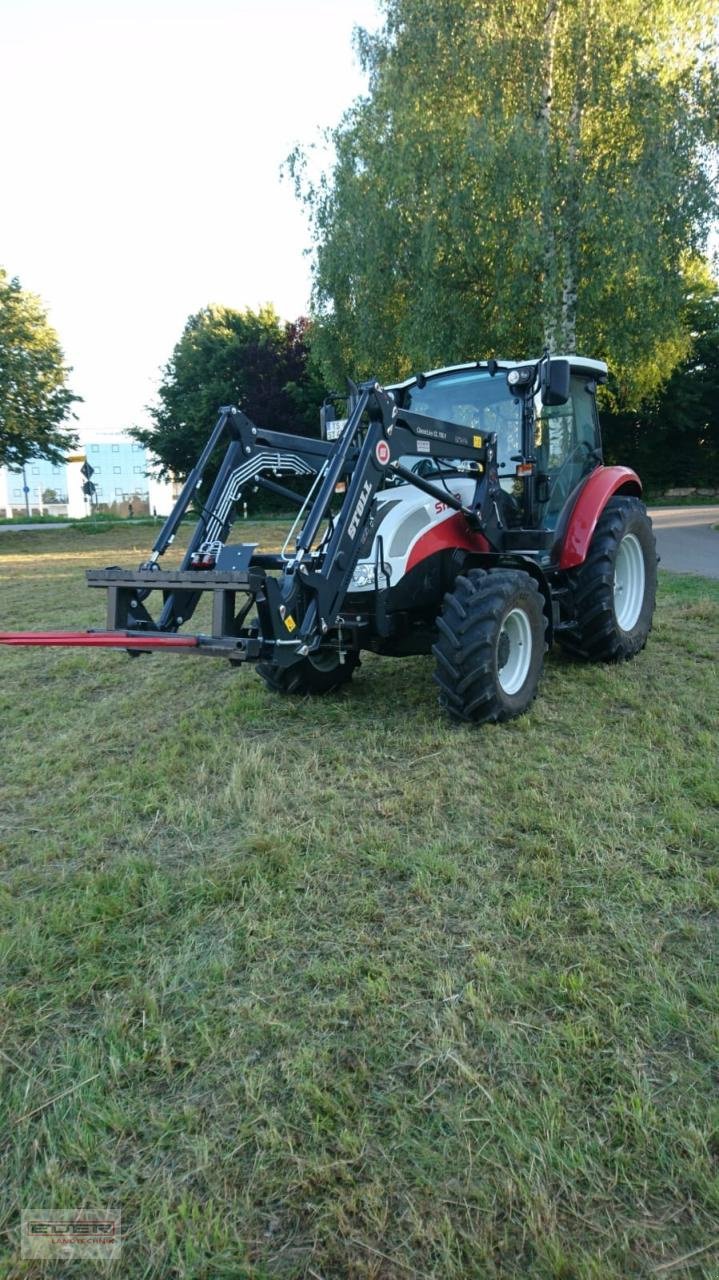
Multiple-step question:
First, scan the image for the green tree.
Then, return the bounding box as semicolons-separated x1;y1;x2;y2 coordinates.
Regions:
0;268;79;468
292;0;718;404
602;263;719;490
132;305;325;482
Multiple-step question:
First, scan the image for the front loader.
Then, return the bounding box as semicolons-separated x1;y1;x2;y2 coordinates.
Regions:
0;353;657;724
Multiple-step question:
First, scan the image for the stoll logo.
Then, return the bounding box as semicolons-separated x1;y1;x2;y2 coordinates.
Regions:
348;480;373;540
22;1210;121;1260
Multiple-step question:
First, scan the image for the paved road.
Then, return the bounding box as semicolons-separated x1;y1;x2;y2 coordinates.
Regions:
648;505;719;580
0;522;71;533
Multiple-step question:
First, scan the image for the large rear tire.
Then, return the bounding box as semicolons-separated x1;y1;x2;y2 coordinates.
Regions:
433;569;547;724
256;648;359;695
560;496;657;661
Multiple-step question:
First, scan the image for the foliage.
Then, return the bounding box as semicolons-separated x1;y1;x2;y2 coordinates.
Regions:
602;264;719;489
1;523;718;1278
292;0;719;406
0;268;79;469
132;305;325;484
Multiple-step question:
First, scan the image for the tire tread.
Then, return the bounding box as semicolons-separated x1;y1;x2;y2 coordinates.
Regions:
433;569;547;724
560;496;657;661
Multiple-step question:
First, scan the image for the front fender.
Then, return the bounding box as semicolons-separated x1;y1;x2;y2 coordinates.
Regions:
559;466;642;570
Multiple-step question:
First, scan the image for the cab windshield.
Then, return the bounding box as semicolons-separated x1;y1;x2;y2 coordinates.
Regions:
400;369;522;478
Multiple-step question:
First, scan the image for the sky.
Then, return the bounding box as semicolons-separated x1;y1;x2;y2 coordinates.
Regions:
1;0;380;440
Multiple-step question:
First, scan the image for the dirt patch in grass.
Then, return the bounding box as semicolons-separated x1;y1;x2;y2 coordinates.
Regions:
1;525;718;1278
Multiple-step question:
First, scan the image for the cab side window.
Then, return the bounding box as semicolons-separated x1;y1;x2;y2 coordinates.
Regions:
536;399;575;471
572;376;600;452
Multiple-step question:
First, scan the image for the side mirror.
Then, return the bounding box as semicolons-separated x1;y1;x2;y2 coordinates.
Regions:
320;402;334;440
541;359;571;406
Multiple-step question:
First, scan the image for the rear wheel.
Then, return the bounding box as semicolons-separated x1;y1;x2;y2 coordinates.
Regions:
256;648;359;695
433;569;547;724
560;496;657;661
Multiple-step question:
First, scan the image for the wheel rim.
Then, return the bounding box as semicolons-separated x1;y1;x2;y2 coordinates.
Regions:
308;648;342;672
614;533;645;632
497;607;533;695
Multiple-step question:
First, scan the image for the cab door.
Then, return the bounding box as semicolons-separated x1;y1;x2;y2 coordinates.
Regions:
534;375;601;528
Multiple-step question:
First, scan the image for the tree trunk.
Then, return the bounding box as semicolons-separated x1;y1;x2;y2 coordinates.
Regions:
539;0;561;352
557;13;592;353
558;89;581;353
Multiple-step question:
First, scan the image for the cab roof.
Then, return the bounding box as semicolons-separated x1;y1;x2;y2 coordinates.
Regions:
388;355;608;392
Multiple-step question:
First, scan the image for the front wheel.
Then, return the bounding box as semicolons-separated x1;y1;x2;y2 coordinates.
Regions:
560;496;657;661
256;648;359;695
433;569;547;724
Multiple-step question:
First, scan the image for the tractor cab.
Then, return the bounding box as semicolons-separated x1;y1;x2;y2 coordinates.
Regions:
389;356;606;530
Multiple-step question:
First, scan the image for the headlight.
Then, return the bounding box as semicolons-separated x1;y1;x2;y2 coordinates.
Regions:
350;562;391;589
350;563;376;589
507;366;532;387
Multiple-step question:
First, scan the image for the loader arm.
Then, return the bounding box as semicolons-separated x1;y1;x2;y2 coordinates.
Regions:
151;407;336;632
1;381;499;666
285;388;503;650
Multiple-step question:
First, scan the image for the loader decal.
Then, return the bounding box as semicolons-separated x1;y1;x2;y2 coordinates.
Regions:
347;481;373;540
203;451;317;544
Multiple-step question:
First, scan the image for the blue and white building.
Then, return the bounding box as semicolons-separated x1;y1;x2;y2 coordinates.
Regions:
0;432;175;518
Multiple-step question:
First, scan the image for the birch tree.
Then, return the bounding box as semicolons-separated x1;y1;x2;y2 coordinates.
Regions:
293;0;718;405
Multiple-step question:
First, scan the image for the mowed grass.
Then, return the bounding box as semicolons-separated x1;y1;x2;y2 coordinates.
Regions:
0;523;717;1280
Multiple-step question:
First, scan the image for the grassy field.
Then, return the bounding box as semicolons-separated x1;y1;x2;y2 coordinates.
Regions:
0;523;717;1280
